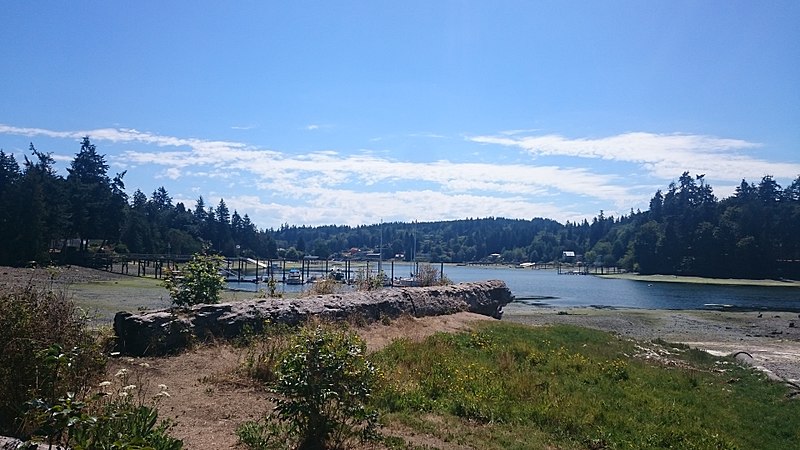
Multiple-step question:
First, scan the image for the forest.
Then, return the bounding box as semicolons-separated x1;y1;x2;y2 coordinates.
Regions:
1;138;799;279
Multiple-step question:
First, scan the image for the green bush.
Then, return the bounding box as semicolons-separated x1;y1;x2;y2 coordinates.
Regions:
238;324;380;450
0;285;106;438
163;249;226;306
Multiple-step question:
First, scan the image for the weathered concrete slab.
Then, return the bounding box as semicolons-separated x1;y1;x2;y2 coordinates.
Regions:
114;280;513;356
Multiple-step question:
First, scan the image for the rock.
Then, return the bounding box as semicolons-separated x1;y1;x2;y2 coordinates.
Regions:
0;436;61;449
114;280;513;356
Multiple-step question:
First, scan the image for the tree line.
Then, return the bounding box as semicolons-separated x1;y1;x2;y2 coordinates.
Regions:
1;139;798;278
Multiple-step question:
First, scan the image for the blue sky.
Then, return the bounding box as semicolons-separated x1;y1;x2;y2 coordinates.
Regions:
1;1;798;229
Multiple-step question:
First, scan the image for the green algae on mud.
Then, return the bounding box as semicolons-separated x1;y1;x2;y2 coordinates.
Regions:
67;277;171;324
598;272;800;287
69;277;269;325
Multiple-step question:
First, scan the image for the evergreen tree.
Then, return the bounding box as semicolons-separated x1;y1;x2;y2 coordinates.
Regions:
66;137;119;252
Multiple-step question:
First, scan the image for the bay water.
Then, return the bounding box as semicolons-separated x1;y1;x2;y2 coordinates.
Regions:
227;265;800;312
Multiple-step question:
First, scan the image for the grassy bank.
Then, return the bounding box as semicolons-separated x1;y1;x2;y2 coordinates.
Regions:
371;321;800;449
598;272;800;287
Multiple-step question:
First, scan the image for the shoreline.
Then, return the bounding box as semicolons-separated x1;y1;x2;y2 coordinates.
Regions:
5;265;799;384
597;272;800;287
504;304;800;384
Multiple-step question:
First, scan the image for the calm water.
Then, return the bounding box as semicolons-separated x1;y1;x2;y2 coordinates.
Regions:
227;265;800;312
445;266;800;312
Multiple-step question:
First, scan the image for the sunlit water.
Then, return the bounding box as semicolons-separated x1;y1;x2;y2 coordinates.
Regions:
227;265;800;312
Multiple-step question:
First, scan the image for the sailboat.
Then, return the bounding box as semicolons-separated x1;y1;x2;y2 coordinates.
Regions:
395;222;418;287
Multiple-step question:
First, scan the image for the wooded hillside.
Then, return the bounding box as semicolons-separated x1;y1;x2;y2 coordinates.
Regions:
1;139;798;279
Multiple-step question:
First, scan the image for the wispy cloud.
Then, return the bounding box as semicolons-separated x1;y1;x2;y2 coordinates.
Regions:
4;123;792;227
470;132;800;181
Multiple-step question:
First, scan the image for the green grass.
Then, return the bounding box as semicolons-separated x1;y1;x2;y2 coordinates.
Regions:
370;322;800;450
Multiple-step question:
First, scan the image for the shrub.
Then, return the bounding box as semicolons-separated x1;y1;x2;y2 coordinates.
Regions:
354;269;386;291
305;278;341;296
0;285;106;438
238;324;380;450
416;263;452;287
163;249;226;306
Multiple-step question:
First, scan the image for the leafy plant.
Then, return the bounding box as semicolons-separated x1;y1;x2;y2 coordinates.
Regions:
0;285;106;438
163;248;226;306
239;324;380;450
26;361;182;449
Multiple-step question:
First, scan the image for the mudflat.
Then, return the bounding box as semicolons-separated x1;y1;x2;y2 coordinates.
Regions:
4;265;799;383
5;265;800;448
503;302;800;383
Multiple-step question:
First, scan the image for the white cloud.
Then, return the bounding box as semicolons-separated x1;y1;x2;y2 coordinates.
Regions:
470;132;800;181
163;168;182;180
6;123;794;228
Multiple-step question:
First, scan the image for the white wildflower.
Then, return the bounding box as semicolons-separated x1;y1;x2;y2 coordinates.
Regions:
155;391;171;398
118;391;128;398
98;381;112;387
158;384;168;391
115;368;128;377
122;384;137;391
139;362;150;368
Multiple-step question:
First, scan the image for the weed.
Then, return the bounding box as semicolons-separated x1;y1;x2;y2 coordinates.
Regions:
238;322;294;383
0;284;106;438
26;358;181;449
305;278;342;296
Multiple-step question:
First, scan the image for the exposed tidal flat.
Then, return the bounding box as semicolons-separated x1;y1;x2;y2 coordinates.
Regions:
4;264;800;384
599;271;800;287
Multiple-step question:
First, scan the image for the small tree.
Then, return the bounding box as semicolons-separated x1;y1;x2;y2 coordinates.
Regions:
238;325;379;450
163;249;225;307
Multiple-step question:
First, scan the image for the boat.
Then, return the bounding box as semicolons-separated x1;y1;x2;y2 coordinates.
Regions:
328;266;345;281
394;274;418;287
285;268;304;285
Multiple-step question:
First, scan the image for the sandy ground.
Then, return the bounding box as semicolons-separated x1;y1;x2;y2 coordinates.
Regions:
5;266;800;448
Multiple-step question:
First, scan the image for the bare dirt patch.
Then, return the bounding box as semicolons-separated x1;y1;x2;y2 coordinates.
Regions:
105;312;493;449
